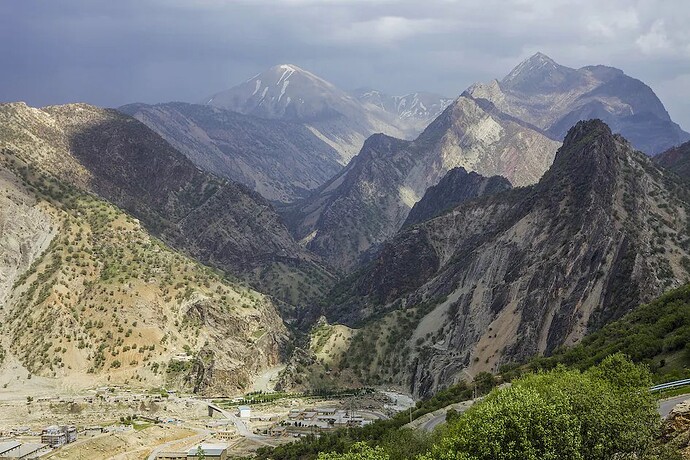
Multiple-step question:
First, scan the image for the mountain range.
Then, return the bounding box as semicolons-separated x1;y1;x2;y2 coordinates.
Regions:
122;64;450;203
203;64;450;162
284;92;561;272
0;103;334;310
1;52;690;399
283;53;690;273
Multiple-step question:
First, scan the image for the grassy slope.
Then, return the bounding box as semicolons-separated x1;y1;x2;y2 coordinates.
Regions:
0;150;287;392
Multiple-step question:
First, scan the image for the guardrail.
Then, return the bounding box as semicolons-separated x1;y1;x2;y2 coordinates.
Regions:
650;379;690;392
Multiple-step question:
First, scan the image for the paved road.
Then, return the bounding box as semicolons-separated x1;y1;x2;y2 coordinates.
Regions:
658;395;690;418
421;414;447;432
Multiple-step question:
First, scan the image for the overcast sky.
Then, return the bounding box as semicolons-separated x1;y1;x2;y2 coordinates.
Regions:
1;0;689;128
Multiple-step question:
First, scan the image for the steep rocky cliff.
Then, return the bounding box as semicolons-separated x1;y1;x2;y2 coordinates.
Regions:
119;102;342;203
286;95;560;272
326;120;690;396
467;52;690;154
403;168;512;227
0;102;335;308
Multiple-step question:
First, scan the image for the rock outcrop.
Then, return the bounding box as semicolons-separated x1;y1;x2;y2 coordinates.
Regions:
403;167;512;227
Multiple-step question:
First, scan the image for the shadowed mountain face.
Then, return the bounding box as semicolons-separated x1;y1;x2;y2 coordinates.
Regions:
467;52;690;155
403;167;512;227
326;120;690;397
285;94;560;272
655;140;690;179
119;102;342;203
0;102;335;309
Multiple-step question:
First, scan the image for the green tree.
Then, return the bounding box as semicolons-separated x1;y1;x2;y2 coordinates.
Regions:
472;372;496;396
318;443;389;460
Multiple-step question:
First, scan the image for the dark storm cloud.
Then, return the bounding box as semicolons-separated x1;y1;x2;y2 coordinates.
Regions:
1;0;689;128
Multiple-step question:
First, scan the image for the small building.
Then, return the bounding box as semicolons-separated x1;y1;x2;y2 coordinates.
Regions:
41;426;66;447
3;442;51;459
237;406;251;418
155;452;187;460
0;441;21;457
40;425;77;447
62;425;77;444
270;426;286;437
213;430;234;441
187;443;229;460
84;426;104;436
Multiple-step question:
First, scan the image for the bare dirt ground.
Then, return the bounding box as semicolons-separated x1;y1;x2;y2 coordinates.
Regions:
45;425;196;460
0;394;209;432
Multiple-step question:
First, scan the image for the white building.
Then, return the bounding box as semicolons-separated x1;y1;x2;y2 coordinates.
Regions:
237;405;251;418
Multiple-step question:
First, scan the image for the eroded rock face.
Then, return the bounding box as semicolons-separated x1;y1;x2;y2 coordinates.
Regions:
0;167;55;306
329;121;690;397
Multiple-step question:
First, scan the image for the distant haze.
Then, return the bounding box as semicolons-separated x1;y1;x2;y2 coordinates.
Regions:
1;0;689;130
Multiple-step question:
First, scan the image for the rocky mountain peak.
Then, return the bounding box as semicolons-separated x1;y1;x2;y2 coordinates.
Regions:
539;119;620;201
262;63;335;89
559;118;616;155
501;52;571;92
470;54;689;154
326;121;690;396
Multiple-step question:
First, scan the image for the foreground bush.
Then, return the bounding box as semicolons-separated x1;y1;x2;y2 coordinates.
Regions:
421;354;659;460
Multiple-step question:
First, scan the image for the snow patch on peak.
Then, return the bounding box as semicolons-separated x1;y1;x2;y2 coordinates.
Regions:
252;79;262;96
278;79;290;102
277;67;295;86
278;64;299;72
